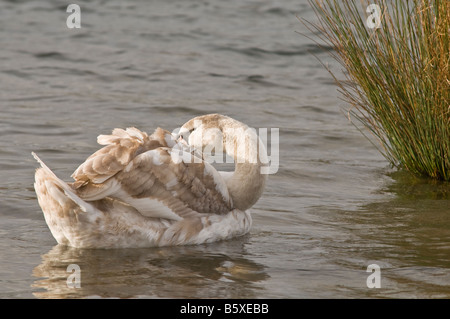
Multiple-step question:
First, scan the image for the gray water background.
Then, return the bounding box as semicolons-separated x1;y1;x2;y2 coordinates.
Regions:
0;0;449;298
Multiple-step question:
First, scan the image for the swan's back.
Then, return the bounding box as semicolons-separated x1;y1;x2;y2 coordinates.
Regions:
71;127;170;188
70;127;233;218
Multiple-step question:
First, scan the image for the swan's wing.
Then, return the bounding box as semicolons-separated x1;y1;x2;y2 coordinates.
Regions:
75;147;233;220
71;127;175;188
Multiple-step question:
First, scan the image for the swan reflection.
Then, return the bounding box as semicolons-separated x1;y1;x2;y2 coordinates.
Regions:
32;238;269;298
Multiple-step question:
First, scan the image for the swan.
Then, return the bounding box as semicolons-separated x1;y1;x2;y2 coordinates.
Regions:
33;114;268;248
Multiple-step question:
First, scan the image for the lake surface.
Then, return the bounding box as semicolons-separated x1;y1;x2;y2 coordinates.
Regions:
1;0;449;299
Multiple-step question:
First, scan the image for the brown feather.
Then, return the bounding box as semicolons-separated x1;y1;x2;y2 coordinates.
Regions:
71;127;231;219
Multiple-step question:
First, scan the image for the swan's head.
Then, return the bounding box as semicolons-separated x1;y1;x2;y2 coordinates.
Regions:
177;114;229;156
178;114;268;211
177;113;268;166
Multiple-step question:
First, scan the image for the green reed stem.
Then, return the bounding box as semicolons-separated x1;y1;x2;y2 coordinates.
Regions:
303;0;449;180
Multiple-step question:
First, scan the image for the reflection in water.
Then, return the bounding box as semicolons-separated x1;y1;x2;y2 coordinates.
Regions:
324;171;450;298
384;170;450;200
32;237;269;299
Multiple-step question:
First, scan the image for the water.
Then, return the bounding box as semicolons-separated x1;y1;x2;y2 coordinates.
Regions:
1;0;449;299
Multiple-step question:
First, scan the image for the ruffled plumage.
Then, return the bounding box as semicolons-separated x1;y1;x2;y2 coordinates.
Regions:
33;114;265;248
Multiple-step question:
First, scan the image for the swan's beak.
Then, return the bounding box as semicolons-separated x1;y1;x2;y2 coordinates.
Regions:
177;135;189;146
171;131;184;143
175;127;192;147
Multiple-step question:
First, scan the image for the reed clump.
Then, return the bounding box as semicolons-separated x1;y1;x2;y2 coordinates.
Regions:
304;0;449;180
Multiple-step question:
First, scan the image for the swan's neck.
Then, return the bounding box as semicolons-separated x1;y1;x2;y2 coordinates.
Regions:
221;124;268;211
182;114;268;211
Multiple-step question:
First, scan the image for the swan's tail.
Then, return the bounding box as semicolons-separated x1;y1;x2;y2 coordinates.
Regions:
32;152;98;246
32;152;168;248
